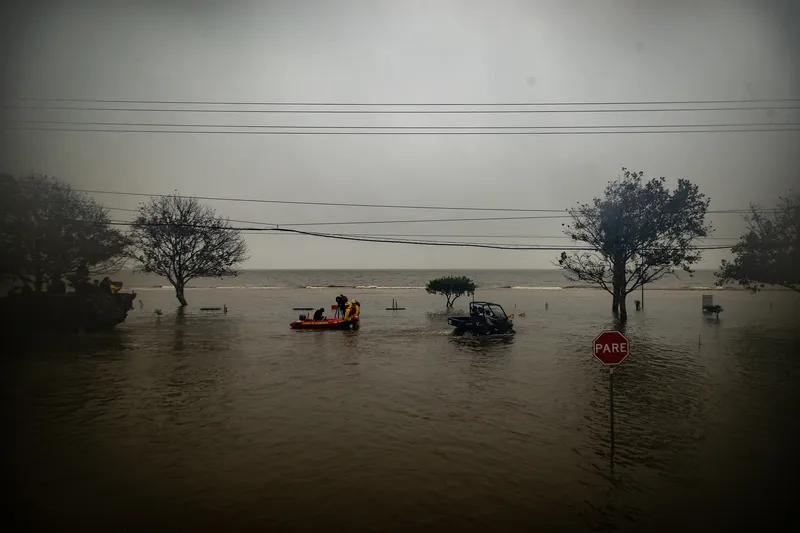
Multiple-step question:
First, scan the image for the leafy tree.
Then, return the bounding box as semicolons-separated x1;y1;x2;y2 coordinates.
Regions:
130;194;249;306
426;275;476;308
0;174;130;292
557;168;711;320
716;193;799;292
0;174;23;286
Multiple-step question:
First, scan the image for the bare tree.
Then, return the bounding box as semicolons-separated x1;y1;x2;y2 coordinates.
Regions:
130;194;248;306
716;193;799;292
557;168;711;320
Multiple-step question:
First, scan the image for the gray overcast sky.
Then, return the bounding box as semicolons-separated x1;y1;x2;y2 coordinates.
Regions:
2;0;798;269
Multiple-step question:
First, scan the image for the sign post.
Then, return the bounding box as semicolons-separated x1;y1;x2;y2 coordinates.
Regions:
593;330;631;470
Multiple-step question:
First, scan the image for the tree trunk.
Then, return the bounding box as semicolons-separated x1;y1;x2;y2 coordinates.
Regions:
175;284;188;307
611;254;626;316
34;270;44;293
446;294;453;308
619;291;628;322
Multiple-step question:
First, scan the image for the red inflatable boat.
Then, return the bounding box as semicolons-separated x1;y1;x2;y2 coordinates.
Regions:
289;315;360;330
290;300;361;330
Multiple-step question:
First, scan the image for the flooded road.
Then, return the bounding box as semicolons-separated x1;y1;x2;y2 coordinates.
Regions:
5;288;799;531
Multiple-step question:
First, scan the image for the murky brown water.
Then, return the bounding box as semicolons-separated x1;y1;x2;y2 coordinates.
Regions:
5;288;799;531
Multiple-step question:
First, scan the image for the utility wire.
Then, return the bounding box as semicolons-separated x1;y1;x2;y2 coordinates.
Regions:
9;126;799;135
95;197;580;214
96;218;736;252
104;209;744;240
259;231;745;241
105;209;571;226
15;97;800;105
95;192;768;215
11;120;800;130
6;105;800;115
189;213;568;225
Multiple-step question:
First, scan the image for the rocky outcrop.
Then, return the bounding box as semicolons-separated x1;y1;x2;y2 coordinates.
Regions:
0;291;137;333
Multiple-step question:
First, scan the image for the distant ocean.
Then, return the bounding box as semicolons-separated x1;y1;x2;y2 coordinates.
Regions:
111;269;744;291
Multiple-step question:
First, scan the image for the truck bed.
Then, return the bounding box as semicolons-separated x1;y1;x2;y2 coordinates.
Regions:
447;316;473;327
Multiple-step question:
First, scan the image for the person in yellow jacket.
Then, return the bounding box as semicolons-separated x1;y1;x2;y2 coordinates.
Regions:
343;300;361;320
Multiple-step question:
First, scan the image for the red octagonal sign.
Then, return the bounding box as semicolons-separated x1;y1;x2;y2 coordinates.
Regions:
593;330;631;366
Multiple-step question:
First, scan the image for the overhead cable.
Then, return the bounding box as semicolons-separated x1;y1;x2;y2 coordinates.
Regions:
6;105;800;115
17;97;800;106
11;120;800;131
93;218;738;252
9;126;798;135
95;192;770;215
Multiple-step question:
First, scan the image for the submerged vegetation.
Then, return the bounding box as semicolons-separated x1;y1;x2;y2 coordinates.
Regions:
1;168;796;332
130;194;249;306
716;193;799;293
557;168;712;321
426;275;476;308
0;174;135;332
1;174;130;292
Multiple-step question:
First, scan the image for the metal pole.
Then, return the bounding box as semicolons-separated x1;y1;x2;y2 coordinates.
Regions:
609;366;615;470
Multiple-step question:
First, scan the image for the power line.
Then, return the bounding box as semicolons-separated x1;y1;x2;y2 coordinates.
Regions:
17;97;800;106
99;218;736;252
6;105;800;115
11;126;800;136
61;214;742;250
199;213;570;225
12;120;800;130
105;209;570;227
103;209;745;240
280;232;745;241
105;207;140;213
241;231;743;241
95;192;766;215
270;230;735;251
95;195;578;214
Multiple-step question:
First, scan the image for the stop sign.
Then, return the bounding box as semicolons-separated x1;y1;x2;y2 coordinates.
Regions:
593;330;630;365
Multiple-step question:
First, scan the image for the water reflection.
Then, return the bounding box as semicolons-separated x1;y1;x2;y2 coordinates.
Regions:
6;289;799;531
425;309;458;322
449;335;515;352
172;315;186;352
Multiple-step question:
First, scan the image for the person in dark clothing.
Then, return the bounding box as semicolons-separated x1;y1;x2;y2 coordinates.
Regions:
313;308;325;321
99;277;112;294
335;295;348;317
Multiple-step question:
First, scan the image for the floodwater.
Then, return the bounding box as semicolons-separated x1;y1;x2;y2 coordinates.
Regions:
5;286;800;531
